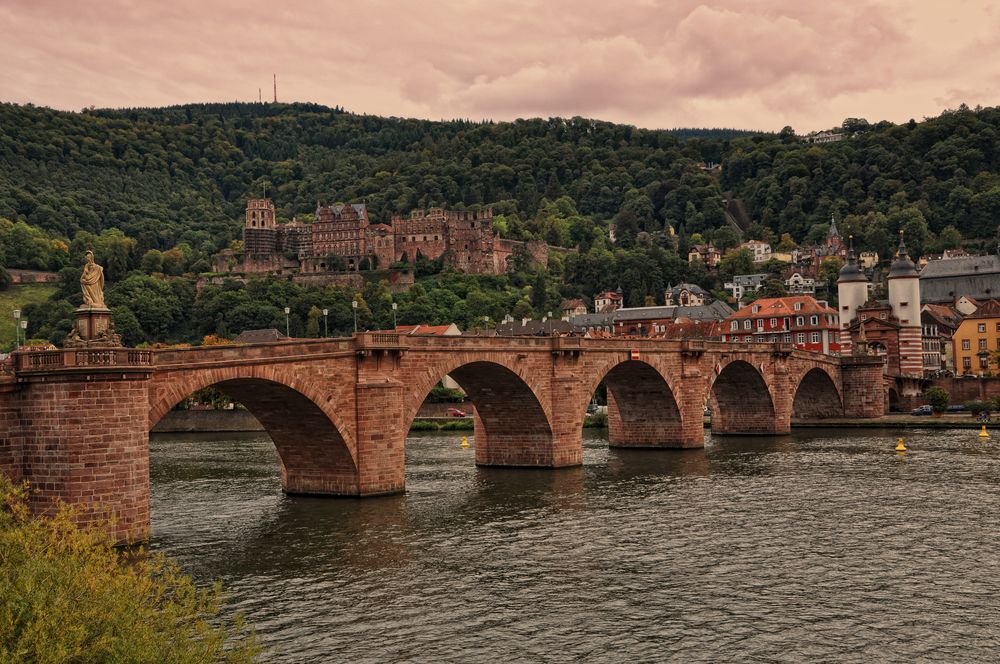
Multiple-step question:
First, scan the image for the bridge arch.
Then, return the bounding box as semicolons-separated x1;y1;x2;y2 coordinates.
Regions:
791;367;844;419
579;358;684;448
709;359;777;434
149;369;358;495
402;354;555;466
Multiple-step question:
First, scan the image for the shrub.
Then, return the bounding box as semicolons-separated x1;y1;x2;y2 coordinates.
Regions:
428;386;466;403
0;477;259;663
924;386;951;413
584;412;608;428
966;400;988;415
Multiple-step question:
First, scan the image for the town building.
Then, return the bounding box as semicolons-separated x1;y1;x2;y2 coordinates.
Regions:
237;198;553;277
593;289;624;313
560;298;588;319
921;303;962;374
609;301;734;336
858;251;879;269
799;130;846;144
688;243;722;267
720;296;840;354
664;283;708;306
724;273;768;302
952;299;1000;376
784;271;816;295
918;254;1000;303
741;239;773;264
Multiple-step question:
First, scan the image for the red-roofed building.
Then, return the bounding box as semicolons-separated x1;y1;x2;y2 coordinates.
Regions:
392;324;461;336
721;296;841;354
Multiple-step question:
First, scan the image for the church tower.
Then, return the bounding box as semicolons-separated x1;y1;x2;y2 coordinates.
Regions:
887;231;922;375
837;235;869;353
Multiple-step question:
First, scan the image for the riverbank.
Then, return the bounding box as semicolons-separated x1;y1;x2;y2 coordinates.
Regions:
153;409;995;434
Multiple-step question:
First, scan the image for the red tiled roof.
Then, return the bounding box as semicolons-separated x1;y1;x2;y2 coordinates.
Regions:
394;324;458;335
726;296;835;319
973;299;1000;317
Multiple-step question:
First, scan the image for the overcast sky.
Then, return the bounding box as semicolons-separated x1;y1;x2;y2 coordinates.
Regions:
3;0;998;132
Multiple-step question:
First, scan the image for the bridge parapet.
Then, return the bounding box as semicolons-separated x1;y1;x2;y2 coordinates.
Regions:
15;348;154;374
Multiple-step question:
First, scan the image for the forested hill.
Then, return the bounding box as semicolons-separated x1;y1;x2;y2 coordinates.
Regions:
2;100;1000;272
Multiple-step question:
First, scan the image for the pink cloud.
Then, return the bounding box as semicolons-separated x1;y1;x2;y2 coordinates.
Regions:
0;0;997;131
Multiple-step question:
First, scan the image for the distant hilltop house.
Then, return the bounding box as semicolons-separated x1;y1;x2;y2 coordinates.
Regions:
799;130;846;144
724;273;768;301
740;239;772;264
688;243;721;267
664;283;707;306
559;298;588;319
223;198;557;278
593;289;624;313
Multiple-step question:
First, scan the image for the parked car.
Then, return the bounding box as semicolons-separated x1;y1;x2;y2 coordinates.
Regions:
946;405;966;413
446;407;467;417
910;405;933;416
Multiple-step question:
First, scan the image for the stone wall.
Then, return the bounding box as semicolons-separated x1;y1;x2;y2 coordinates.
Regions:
151;409;264;432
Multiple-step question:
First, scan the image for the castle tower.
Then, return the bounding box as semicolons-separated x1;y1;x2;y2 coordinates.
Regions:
887;231;923;375
244;198;277;255
837;235;868;353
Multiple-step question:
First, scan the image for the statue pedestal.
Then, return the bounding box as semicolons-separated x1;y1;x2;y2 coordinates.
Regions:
65;306;122;348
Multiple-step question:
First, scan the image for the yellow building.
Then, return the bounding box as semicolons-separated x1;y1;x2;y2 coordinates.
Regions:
953;299;1000;376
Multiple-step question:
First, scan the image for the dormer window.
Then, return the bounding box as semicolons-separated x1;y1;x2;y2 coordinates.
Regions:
752;305;760;313
794;303;802;311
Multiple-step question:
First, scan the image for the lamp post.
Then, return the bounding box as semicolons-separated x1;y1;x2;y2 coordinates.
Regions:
352;300;358;333
322;308;329;338
283;306;290;338
547;311;553;335
20;320;27;347
12;309;20;350
391;302;397;329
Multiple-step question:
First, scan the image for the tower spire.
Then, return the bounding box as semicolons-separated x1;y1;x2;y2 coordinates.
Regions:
273;74;277;103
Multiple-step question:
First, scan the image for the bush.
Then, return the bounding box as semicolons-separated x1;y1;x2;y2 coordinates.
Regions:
584;412;608;428
0;477;258;663
966;400;988;415
924;386;951;413
428;386;466;403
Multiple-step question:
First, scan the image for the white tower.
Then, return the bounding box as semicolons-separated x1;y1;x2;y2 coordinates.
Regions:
836;235;868;353
887;231;922;375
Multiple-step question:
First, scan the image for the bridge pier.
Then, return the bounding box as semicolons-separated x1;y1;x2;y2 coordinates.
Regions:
841;356;887;417
355;380;407;495
13;365;153;544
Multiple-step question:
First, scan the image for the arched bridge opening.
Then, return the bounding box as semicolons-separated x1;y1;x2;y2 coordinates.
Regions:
405;360;558;467
792;368;844;419
601;360;684;448
710;360;778;435
151;377;359;496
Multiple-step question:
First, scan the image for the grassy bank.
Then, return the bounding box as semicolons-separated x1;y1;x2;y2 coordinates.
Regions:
0;283;58;349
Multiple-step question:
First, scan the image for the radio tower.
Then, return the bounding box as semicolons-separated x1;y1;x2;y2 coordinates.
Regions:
273;74;277;103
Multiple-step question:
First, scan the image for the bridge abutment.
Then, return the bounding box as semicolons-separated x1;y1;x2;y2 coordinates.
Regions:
355;380;407;495
16;367;152;544
840;356;887;417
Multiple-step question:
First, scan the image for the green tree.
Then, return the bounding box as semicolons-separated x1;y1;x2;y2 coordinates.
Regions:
924;386;950;413
719;248;754;279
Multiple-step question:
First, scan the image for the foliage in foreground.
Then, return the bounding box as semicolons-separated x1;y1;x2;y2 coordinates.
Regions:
0;477;258;664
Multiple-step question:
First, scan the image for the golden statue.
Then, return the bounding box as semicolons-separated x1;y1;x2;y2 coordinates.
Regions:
80;250;106;308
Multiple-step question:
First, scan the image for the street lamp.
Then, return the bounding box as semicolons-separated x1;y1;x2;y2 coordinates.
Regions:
352;300;358;333
547;311;553;335
283;306;290;338
391;302;398;329
20;320;27;347
322;308;329;338
12;309;20;349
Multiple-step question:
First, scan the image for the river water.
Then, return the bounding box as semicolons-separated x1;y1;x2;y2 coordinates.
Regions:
150;427;1000;662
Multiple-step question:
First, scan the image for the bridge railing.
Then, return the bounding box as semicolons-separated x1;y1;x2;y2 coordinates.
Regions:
14;348;154;372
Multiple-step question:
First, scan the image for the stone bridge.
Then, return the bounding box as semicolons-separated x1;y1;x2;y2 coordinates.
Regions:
0;334;884;542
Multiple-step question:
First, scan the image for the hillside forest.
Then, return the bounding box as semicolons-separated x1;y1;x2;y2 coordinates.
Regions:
3;101;1000;348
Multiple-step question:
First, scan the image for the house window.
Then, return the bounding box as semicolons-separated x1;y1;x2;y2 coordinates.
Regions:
810;315;818;325
981;357;990;369
996;323;1000;332
730;321;739;331
744;320;752;330
861;314;867;320
979;323;987;333
744;335;752;343
784;317;790;329
962;339;971;350
796;316;804;326
963;357;972;369
752;305;760;313
783;334;792;342
811;332;820;343
980;339;988;350
770;318;777;327
757;319;765;329
796;333;806;344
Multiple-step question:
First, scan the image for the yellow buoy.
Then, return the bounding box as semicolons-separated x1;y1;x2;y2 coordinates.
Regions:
895;437;907;452
460;436;470;448
980;425;989;439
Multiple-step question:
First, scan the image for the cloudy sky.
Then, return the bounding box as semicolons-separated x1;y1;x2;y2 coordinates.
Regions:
2;0;998;131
